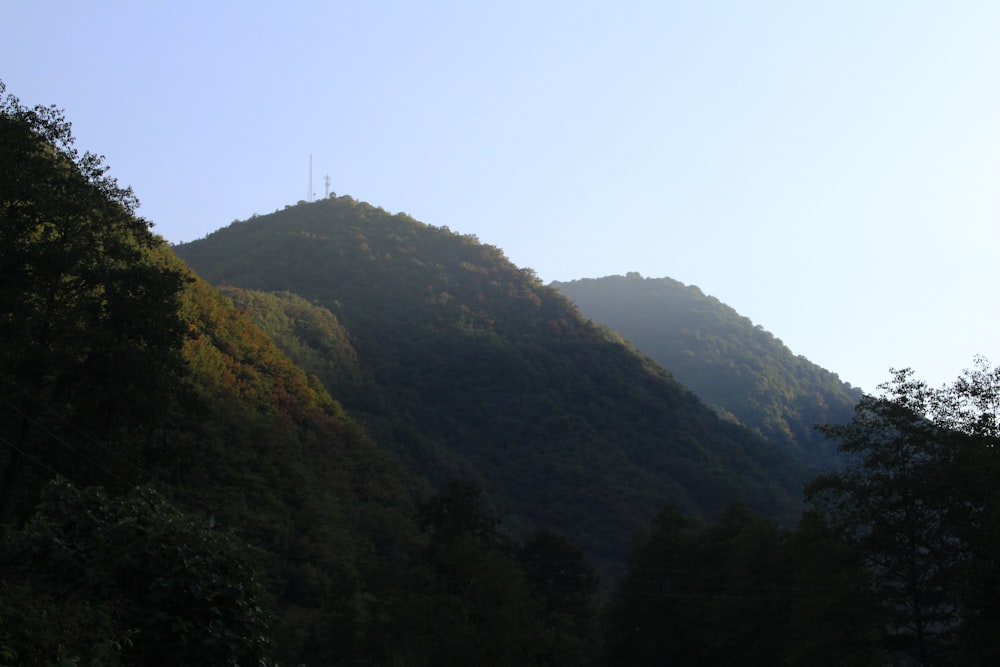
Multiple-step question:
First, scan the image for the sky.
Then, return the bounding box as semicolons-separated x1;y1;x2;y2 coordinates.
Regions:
5;1;999;394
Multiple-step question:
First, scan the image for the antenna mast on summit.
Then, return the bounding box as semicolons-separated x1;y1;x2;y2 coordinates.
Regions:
324;174;331;198
308;154;313;202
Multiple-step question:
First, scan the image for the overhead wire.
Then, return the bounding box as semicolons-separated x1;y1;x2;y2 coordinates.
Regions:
0;374;152;482
0;392;137;489
0;435;67;482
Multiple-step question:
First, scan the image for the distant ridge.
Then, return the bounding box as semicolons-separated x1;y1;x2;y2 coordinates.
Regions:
552;273;861;469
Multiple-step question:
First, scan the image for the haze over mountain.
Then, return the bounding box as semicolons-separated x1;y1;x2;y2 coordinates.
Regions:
552;274;862;469
174;196;812;575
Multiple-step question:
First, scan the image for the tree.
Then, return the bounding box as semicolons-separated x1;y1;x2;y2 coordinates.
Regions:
784;510;885;666
0;479;274;666
519;529;601;665
928;357;1000;663
603;502;799;666
806;364;1000;664
601;504;703;665
0;579;126;667
383;481;547;666
0;81;191;518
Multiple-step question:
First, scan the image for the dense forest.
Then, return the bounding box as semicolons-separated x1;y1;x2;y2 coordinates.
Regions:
174;195;811;576
3;83;1000;665
552;274;862;468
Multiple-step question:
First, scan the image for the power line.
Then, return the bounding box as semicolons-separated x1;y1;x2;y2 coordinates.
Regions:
0;394;136;489
0;435;67;482
0;377;152;481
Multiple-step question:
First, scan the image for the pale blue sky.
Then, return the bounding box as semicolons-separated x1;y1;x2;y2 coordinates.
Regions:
5;2;999;393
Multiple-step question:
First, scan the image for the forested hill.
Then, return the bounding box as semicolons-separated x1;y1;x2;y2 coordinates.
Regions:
174;196;811;574
552;274;862;468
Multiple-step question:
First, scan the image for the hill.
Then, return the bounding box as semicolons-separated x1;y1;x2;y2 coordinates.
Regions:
174;196;812;575
552;274;862;468
1;86;427;663
166;256;430;660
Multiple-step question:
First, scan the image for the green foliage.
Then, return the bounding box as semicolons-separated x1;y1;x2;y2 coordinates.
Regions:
519;529;602;665
379;482;601;666
0;579;125;667
1;479;273;666
173;272;426;663
807;360;1000;664
0;82;191;518
604;502;886;666
384;482;545;666
807;375;963;662
220;287;365;390
603;504;784;665
175;197;811;579
552;274;862;468
783;511;885;666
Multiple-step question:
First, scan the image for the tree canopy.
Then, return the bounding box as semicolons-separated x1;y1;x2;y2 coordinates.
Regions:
0;82;190;519
1;481;273;666
806;359;1000;664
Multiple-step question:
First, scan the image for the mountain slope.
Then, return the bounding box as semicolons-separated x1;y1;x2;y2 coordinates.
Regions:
552;274;861;468
0;85;427;661
139;251;431;661
175;197;812;574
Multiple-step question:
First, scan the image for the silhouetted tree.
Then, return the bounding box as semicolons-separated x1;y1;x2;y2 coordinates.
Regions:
807;362;1000;664
519;529;601;665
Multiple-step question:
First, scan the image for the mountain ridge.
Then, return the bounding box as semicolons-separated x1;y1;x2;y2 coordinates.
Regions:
552;273;861;468
175;196;812;576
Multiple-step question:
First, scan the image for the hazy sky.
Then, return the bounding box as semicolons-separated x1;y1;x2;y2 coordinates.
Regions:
6;2;999;393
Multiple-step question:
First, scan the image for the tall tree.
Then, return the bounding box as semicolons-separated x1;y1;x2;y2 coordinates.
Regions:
602;502;798;666
806;364;1000;664
601;504;704;665
928;357;1000;662
383;481;547;666
0;82;190;517
519;529;601;665
784;510;885;666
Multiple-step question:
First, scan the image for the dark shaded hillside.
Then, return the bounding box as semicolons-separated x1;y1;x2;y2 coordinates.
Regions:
552;274;861;468
3;242;430;662
175;197;812;575
171;265;430;661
